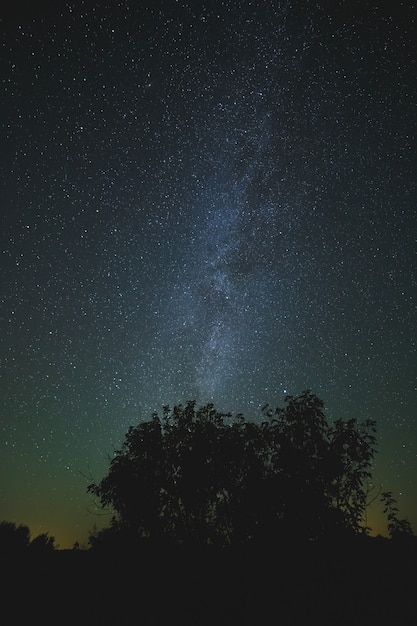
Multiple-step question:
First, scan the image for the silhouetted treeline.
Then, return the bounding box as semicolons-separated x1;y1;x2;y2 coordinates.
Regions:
87;391;414;549
1;391;416;624
0;520;56;555
2;392;414;560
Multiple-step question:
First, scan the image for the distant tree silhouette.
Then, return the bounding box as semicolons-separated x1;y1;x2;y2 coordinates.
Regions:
0;521;30;554
29;532;56;553
0;521;56;555
88;390;386;546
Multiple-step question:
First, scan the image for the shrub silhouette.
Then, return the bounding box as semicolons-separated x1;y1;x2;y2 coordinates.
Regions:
0;521;56;555
381;491;415;541
0;521;31;554
88;390;384;547
29;532;56;553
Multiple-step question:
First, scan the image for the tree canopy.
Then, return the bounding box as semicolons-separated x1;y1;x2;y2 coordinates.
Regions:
88;390;391;547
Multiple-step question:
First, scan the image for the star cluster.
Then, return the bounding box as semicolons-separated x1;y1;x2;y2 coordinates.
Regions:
1;1;416;547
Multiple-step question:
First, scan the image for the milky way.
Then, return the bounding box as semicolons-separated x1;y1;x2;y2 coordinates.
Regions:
1;1;416;547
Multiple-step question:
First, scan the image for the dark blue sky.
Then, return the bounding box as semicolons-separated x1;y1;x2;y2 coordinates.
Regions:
1;0;416;547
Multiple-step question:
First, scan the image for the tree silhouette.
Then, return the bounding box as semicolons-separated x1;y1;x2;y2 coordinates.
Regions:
0;521;30;554
0;521;57;555
88;391;381;547
381;491;415;541
29;532;56;553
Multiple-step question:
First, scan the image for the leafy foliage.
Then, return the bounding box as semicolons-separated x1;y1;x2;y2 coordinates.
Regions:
88;391;382;546
381;491;415;541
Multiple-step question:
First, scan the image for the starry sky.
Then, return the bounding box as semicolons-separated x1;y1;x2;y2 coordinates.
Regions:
1;0;416;548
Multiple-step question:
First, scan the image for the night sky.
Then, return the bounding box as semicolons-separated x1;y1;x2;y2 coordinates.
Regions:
1;1;416;548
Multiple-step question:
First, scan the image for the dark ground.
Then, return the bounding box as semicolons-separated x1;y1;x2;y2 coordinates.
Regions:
1;537;416;625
